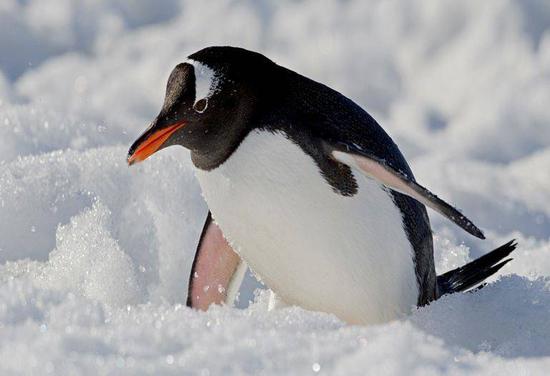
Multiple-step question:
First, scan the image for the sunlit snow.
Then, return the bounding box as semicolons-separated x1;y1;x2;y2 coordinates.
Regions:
1;0;550;375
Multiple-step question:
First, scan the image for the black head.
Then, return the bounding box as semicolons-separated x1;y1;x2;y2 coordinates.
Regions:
128;46;279;170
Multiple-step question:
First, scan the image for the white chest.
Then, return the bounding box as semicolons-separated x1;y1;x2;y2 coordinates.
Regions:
195;130;418;324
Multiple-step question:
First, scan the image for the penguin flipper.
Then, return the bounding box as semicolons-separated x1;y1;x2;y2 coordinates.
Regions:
327;143;485;239
187;211;247;309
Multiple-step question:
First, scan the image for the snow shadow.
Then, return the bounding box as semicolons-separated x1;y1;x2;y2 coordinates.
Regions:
411;275;550;358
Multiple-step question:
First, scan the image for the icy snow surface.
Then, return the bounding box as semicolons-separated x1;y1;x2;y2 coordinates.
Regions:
1;0;550;375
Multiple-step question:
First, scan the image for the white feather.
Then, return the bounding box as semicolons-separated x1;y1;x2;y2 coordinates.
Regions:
187;59;219;104
195;130;419;325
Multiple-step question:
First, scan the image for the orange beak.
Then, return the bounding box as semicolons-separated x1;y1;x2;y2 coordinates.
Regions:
127;121;186;166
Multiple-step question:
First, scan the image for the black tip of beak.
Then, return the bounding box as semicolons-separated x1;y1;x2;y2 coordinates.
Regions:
127;135;142;160
127;116;186;166
126;123;155;165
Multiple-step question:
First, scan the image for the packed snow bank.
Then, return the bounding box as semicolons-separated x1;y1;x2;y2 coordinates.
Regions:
1;0;550;374
0;146;207;304
1;276;550;375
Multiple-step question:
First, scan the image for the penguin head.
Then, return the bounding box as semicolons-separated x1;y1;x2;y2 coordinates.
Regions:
128;46;278;169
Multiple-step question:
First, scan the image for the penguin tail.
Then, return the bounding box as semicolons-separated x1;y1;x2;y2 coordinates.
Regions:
436;239;517;297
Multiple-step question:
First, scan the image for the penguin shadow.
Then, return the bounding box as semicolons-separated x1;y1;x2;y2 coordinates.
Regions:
234;269;266;309
409;275;550;358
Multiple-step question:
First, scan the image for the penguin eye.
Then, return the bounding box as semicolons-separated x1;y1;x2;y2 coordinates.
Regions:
193;98;208;113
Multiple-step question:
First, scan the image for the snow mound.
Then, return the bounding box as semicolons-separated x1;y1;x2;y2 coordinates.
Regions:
42;200;141;305
0;146;208;305
0;0;549;374
1;276;550;375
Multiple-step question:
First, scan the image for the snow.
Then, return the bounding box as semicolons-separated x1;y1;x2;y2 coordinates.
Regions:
0;0;549;374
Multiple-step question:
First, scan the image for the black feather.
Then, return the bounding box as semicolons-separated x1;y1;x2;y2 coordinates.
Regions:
437;239;517;296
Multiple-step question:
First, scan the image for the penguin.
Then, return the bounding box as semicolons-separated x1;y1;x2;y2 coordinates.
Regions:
128;46;517;325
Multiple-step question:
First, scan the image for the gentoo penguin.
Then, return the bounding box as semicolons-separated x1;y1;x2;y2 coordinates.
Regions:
128;46;517;325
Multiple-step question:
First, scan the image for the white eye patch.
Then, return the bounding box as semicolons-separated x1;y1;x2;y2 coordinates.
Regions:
187;59;220;106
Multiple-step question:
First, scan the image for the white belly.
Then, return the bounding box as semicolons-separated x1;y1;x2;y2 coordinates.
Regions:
195;130;418;324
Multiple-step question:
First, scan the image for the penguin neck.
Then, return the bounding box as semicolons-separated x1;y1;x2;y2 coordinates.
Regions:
190;144;238;171
189;100;276;171
189;122;254;171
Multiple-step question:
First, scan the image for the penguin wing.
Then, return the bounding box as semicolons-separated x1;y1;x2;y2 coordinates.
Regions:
187;211;247;309
326;142;485;239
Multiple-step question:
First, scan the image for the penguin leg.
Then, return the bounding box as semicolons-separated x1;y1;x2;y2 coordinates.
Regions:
187;211;246;310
